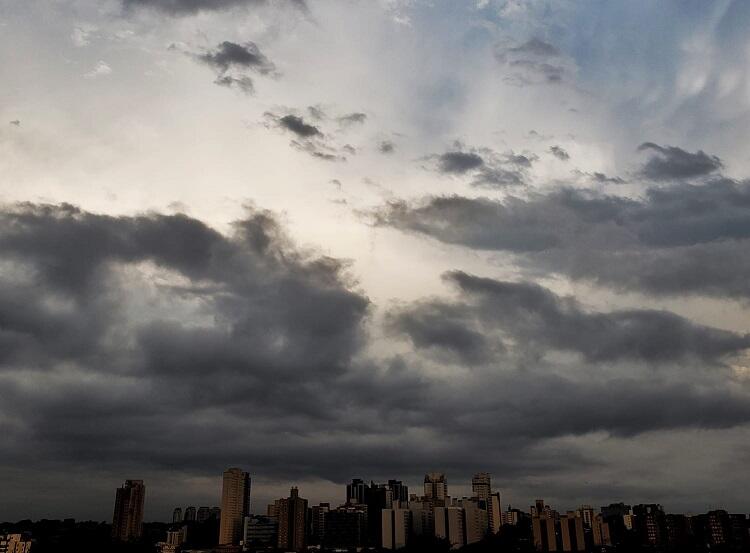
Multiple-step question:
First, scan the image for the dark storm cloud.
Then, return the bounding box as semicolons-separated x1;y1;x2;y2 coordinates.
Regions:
179;40;276;94
429;146;531;188
550;145;569;160
263;110;361;161
123;0;306;15
373;179;750;297
2;204;749;519
438;151;484;173
278;114;321;137
444;271;750;363
591;171;625;184
495;38;568;85
197;41;276;74
637;142;723;180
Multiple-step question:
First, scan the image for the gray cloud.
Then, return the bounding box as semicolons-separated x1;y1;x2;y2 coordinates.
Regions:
379;140;395;154
496;38;568;85
443;271;750;363
337;112;367;126
373;179;750;297
278;114;321;137
438;151;483;173
214;74;256;94
179;40;276;94
264;110;363;161
637;142;723;180
123;0;306;15
510;38;561;57
1;203;750;519
550;145;569;160
197;41;275;75
429;146;531;188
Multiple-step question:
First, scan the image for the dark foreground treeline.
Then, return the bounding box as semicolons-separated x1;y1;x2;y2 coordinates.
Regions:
1;519;747;553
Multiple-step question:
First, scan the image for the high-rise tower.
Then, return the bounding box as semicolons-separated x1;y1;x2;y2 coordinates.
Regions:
219;468;251;545
112;480;145;542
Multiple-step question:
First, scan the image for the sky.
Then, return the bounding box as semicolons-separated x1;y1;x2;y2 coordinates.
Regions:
1;0;750;522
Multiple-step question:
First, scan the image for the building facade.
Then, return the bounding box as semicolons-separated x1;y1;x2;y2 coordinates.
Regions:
277;487;308;551
112;479;146;542
219;468;251;546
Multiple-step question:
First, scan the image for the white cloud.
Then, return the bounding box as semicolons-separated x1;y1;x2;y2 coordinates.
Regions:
83;60;112;78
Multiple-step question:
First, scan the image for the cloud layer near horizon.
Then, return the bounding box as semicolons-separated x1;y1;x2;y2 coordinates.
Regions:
2;0;750;520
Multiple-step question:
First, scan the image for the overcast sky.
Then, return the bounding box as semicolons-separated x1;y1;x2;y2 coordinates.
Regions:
1;0;750;522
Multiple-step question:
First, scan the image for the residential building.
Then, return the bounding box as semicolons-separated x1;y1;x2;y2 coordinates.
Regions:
219;468;251;546
277;487;307;551
435;506;466;549
382;507;411;549
471;473;491;502
112;479;146;542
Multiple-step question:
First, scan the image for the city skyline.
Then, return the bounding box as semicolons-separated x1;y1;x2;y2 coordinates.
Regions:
2;0;750;524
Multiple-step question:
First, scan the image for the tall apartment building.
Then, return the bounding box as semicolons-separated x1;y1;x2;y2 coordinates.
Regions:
346;478;369;505
244;515;279;548
381;507;411;549
172;508;182;524
460;499;489;544
488;493;502;534
435;506;466;549
559;512;585;552
532;507;559;552
309;502;330;544
324;505;368;549
387;480;409;505
277;487;308;552
197;506;210;523
424;473;448;505
112;479;146;542
184;506;196;522
218;468;251;546
471;473;491;502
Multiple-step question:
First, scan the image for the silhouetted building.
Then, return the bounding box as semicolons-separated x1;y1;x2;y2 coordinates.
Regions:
600;503;631;545
424;473;447;505
346;478;368;505
309;502;329;544
197;506;210;523
592;514;612;548
219;468;251;546
633;504;666;547
210;506;222;521
243;515;278;549
112;479;146;542
387;480;409;505
325;505;367;549
367;482;393;546
665;514;691;550
277;487;307;551
184;506;196;522
409;499;434;537
172;508;182;524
